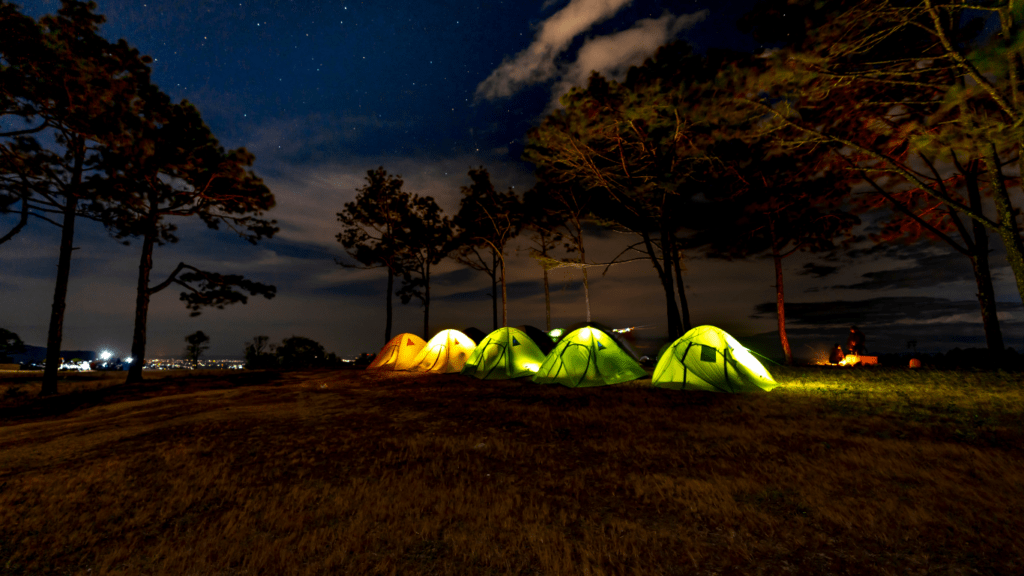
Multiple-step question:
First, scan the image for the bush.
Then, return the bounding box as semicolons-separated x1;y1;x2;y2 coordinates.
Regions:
275;337;327;369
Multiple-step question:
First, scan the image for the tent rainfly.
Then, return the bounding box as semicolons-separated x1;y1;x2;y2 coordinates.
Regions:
366;333;427;371
408;329;477;373
461;327;548;379
652;325;777;392
532;326;647;387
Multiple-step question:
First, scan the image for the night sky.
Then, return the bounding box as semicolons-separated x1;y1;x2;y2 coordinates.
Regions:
3;0;1022;361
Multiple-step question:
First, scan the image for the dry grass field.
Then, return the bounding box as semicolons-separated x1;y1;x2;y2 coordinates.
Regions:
0;366;1022;575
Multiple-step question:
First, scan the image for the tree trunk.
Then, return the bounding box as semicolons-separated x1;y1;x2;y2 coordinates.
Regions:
771;221;793;365
125;229;156;384
672;243;692;332
500;251;508;327
579;234;591;323
963;165;1004;352
41;140;84;395
969;248;1003;353
423;258;431;339
541;244;552;331
774;252;793;365
385;267;394;344
490;250;498;330
659;228;684;336
675;253;692;330
639;229;683;339
984;143;1024;307
40;194;78;395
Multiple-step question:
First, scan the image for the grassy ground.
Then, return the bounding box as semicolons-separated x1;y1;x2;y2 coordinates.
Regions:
0;366;1021;575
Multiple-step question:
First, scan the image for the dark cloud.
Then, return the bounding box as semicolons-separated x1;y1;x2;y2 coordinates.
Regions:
311;271;563;301
435;279;584;303
747;317;1024;359
270;238;344;263
798;263;839;278
752;297;1022;327
836;251;976;290
311;277;388;298
846;240;940;260
433;268;480;287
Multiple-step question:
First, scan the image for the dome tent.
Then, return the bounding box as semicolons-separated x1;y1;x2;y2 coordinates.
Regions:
461;327;548;379
652;325;777;393
366;333;427;371
408;329;477;373
559;321;642;361
532;325;647;387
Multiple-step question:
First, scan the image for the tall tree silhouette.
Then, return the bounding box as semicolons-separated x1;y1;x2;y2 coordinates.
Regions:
451;168;522;329
336;167;412;344
397;194;452;338
848;155;1007;352
695;138;858;364
1;0;157;394
521;183;573;331
103;100;277;384
0;328;25;363
184;330;210;368
525;44;759;337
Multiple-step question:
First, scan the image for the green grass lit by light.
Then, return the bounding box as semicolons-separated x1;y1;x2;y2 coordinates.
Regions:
769;366;1024;440
773;366;1023;406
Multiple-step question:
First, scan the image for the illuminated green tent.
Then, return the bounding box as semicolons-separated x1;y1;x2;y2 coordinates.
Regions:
532;326;647;387
652;325;777;392
461;327;547;379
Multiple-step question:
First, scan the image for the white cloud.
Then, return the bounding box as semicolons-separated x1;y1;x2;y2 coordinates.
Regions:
550;11;709;105
475;0;634;100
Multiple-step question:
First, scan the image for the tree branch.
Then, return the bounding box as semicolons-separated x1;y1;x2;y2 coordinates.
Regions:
150;262;191;294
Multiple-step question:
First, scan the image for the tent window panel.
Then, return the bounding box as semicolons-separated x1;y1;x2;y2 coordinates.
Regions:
700;345;716;362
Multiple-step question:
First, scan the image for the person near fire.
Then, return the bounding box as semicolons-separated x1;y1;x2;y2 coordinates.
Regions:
848;326;866;355
828;343;845;365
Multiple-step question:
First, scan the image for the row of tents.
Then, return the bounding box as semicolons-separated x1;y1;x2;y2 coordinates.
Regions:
367;323;778;393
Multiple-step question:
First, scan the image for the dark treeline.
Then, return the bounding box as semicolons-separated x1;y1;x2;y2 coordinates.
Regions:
7;1;1024;383
1;1;276;393
338;0;1024;366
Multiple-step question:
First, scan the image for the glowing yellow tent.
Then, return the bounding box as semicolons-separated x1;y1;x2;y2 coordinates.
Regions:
408;329;477;373
652;325;777;392
366;333;427;371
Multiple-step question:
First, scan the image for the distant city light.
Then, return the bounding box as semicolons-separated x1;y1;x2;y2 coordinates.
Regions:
100;350;112;360
549;328;564;339
125;357;133;364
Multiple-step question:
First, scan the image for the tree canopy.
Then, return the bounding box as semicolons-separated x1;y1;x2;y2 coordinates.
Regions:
184;330;210;367
0;328;25;363
744;0;1024;307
